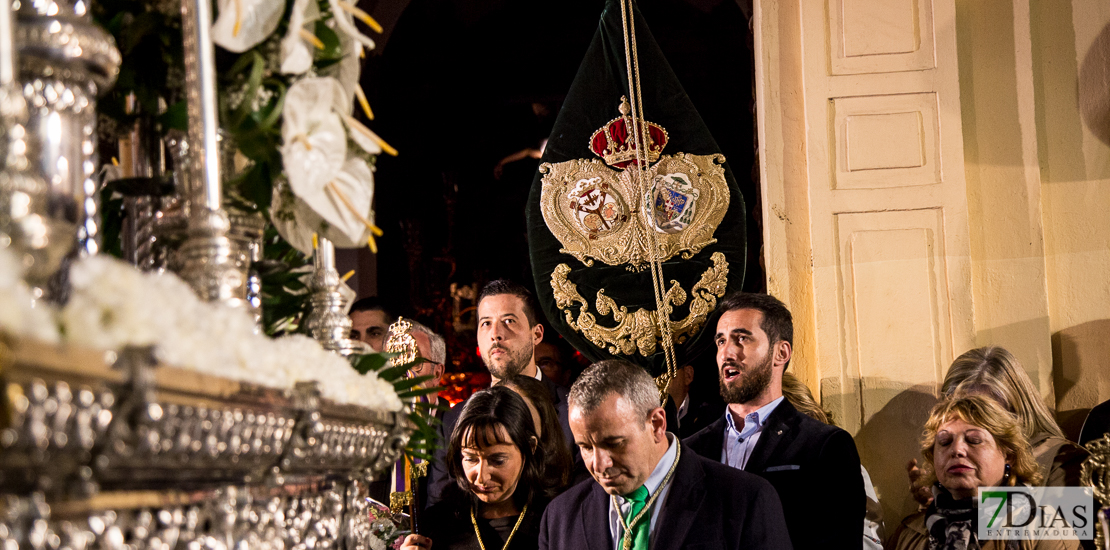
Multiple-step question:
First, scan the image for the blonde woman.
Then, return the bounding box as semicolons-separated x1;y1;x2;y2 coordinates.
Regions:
908;347;1087;503
889;395;1076;550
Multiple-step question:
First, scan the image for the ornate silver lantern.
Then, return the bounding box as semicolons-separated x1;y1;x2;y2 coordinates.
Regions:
12;0;120;264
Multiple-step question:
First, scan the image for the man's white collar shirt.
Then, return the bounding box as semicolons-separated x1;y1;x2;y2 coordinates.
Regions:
676;395;690;427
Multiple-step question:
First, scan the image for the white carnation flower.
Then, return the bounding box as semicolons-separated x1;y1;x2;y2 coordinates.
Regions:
0;247;60;343
55;255;400;411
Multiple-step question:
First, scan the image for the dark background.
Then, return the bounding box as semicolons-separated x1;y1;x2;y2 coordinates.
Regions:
352;0;759;391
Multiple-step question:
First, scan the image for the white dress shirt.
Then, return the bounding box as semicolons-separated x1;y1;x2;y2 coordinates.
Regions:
607;433;679;550
675;395;690;428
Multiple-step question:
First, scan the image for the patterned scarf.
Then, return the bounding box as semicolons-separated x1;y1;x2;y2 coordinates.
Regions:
925;487;1020;550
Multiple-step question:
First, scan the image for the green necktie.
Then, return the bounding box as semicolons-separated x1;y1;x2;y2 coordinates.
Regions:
620;485;651;550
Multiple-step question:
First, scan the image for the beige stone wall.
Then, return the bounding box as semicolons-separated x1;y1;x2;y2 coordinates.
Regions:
1031;0;1110;436
756;0;1110;536
955;0;1110;435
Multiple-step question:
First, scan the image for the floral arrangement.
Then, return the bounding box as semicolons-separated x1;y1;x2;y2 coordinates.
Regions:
0;249;60;344
94;0;394;333
0;247;402;411
212;0;392;255
366;499;411;550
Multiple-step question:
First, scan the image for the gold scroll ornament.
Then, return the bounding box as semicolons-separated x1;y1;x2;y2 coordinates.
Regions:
538;152;730;269
550;252;729;357
1081;434;1110;549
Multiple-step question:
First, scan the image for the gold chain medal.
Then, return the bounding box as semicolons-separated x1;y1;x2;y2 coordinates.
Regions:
470;503;530;550
525;0;747;385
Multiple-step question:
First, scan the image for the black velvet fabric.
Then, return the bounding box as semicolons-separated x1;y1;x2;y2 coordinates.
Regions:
526;0;747;375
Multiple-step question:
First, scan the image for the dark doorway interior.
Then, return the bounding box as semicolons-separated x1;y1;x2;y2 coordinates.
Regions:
358;0;761;377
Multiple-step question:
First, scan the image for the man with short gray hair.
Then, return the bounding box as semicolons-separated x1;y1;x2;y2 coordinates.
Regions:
370;319;447;510
539;360;793;550
399;319;446;389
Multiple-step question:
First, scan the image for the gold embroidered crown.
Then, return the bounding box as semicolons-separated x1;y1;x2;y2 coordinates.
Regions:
384;317;418;367
589;96;669;168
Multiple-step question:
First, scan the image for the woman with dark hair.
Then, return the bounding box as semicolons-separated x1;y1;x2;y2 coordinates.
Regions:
496;374;572;494
401;386;548;550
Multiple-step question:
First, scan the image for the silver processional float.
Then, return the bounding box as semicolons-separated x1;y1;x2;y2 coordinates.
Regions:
0;0;413;547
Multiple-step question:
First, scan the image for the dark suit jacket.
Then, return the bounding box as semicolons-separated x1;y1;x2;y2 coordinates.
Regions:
1081;399;1110;445
664;395;724;439
428;376;575;508
538;443;793;550
684;400;865;550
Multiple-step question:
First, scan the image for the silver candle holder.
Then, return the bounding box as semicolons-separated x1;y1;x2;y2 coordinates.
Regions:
14;0;120;258
168;0;252;310
305;237;371;355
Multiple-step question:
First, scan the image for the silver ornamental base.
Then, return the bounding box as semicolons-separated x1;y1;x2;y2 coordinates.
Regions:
0;479;380;550
0;338;411;549
171;208;251;308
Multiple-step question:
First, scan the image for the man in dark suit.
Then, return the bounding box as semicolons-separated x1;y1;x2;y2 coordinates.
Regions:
663;364;724;439
684;292;865;550
540;360;792;550
427;280;575;508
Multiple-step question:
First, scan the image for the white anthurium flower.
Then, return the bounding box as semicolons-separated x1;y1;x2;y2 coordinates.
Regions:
326;0;375;50
270;182;371;256
320;44;381;156
340;113;383;156
282;76;348;203
269;185;317;256
211;0;284;53
280;0;322;75
324;156;376;242
325;29;361;111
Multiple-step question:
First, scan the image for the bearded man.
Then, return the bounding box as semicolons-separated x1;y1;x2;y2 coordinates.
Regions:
684;292;866;550
427;279;575;508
